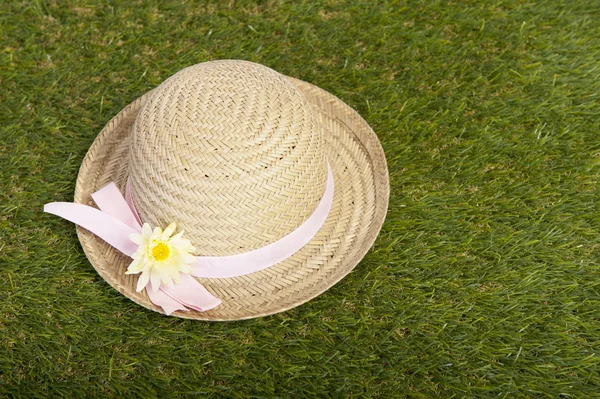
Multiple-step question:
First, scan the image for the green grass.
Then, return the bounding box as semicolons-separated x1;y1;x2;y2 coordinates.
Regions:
1;0;600;397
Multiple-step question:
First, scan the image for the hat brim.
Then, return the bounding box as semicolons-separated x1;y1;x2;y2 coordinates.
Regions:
74;77;389;320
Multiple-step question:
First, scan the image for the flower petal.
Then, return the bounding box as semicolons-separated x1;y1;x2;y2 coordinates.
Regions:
162;223;177;240
150;268;162;292
161;271;174;287
178;263;191;275
183;253;196;264
126;257;144;274
171;231;184;241
129;233;143;245
171;238;195;252
136;270;150;292
167;263;181;283
141;223;152;238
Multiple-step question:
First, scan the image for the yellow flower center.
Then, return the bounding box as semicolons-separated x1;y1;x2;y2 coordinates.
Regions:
151;241;171;261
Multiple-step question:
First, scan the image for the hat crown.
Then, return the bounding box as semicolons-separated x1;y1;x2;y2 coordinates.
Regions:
128;60;327;255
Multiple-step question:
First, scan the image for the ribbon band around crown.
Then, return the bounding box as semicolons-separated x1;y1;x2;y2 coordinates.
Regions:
44;162;335;315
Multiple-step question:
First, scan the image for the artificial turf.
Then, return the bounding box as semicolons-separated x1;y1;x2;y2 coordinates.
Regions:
1;0;599;397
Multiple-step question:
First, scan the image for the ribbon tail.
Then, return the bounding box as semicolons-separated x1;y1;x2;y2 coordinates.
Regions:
150;274;221;315
92;182;142;231
147;288;189;315
44;202;139;257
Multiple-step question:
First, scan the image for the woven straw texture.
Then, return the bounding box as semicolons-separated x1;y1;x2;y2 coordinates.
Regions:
74;60;389;320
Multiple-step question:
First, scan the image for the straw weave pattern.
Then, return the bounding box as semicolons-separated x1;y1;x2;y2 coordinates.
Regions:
128;61;327;254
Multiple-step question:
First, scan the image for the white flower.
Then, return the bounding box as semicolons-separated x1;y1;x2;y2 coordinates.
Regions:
126;223;196;292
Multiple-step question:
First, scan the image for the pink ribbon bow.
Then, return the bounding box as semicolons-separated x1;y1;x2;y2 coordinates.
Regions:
44;163;334;315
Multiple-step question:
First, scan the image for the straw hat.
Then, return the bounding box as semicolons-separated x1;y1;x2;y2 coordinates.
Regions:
73;60;389;320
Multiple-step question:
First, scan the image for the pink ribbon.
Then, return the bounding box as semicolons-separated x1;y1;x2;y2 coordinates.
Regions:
44;163;334;315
